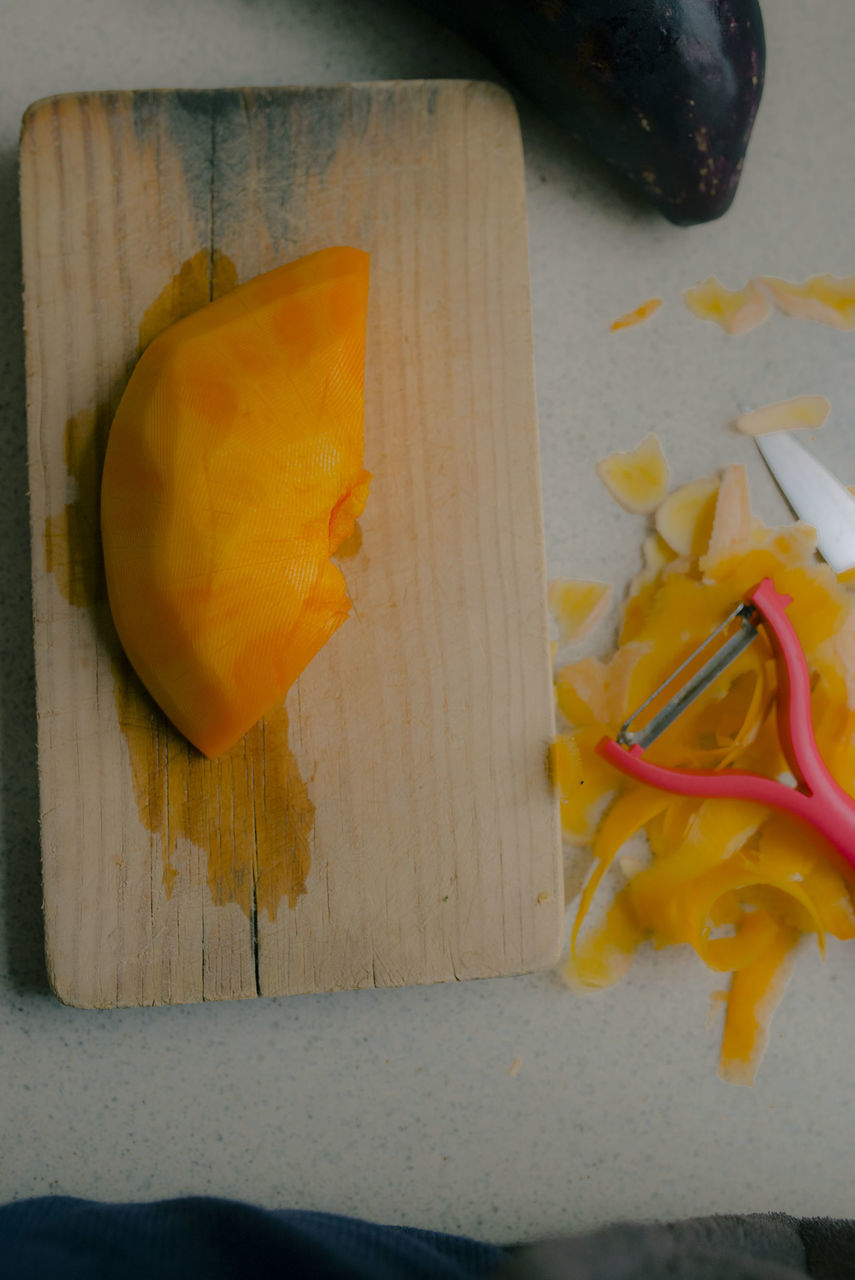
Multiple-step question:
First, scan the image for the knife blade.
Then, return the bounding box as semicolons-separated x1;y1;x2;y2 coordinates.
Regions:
755;431;855;576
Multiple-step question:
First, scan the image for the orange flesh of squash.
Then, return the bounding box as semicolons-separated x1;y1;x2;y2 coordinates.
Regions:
101;246;371;758
555;458;855;1084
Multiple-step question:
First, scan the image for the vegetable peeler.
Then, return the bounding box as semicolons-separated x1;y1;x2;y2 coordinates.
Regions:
597;577;855;871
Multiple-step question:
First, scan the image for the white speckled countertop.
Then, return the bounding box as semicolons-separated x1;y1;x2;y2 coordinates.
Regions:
3;0;855;1246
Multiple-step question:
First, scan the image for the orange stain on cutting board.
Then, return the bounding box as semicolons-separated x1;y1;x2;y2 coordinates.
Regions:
43;409;103;610
44;248;318;920
137;248;238;348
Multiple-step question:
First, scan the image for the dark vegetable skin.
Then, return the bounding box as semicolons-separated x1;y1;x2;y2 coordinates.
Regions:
416;0;765;225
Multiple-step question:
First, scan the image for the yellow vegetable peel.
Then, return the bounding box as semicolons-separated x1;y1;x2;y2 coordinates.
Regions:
734;395;831;437
683;272;855;335
596;433;669;514
701;464;752;573
556;448;855;1083
682;276;772;335
655;477;720;559
759;274;855;330
719;928;799;1085
548;579;613;646
610;298;663;331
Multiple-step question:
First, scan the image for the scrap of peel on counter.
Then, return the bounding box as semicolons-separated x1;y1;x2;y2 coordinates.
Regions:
683;272;855;334
607;272;855;336
550;438;855;1085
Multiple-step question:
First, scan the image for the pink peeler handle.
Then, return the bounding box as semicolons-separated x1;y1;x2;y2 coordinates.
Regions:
597;578;855;872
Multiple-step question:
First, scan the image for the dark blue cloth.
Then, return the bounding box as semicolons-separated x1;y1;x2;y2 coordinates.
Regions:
5;1197;855;1278
0;1196;507;1280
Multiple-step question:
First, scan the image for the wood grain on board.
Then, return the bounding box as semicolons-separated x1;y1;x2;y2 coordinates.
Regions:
20;82;562;1007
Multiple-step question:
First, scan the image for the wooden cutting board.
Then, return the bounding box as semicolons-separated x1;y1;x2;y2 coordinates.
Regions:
19;82;562;1008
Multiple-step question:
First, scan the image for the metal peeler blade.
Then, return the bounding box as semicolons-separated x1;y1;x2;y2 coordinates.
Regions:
617;602;759;751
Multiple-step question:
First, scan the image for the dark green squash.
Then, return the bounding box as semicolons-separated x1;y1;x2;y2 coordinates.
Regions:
417;0;765;225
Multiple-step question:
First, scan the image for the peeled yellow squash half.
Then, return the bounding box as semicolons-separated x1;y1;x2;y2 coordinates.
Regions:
101;246;371;758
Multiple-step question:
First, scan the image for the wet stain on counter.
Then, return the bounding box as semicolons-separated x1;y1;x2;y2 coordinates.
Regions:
45;249;316;924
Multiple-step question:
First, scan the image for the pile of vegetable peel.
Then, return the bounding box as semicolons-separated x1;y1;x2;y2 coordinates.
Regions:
551;443;855;1085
